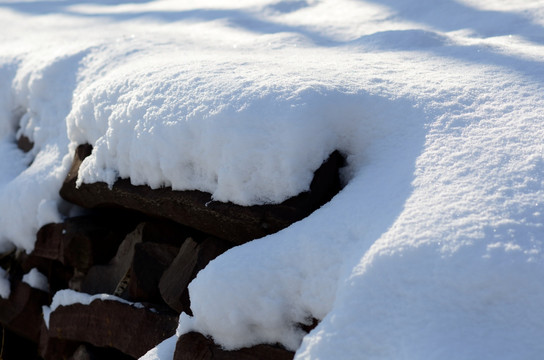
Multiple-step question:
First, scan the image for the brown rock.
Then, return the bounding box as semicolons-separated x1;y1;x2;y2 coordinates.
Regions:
0;281;50;343
128;241;179;303
47;299;177;359
33;212;141;272
32;224;63;262
39;322;137;360
39;322;80;360
68;343;136;360
139;219;201;247
60;144;344;244
159;237;231;314
174;332;294;360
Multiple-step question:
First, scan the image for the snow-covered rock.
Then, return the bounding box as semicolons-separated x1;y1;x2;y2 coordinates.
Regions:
0;0;543;359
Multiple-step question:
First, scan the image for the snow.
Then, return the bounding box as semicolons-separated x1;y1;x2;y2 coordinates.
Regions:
42;289;144;328
139;335;177;360
22;267;49;292
0;267;10;299
0;0;543;359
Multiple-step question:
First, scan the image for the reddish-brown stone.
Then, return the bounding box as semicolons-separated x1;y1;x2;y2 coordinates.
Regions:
0;281;50;343
39;321;80;360
174;332;294;360
60;144;344;244
128;241;179;303
47;299;177;359
33;212;141;272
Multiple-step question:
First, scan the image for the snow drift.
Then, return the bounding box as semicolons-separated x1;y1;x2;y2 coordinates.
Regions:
0;0;543;359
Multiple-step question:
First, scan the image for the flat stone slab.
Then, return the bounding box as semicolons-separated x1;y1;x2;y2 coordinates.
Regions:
46;298;177;359
60;144;344;244
33;212;141;272
0;281;49;343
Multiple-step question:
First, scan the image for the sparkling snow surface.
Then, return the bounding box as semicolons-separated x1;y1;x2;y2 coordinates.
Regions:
1;0;544;359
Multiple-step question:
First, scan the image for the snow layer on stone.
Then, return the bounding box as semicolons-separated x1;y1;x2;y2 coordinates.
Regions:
0;1;543;359
42;289;144;328
22;267;49;292
0;267;10;299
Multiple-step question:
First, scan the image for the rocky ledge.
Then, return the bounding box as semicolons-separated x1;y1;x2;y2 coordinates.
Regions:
0;144;344;359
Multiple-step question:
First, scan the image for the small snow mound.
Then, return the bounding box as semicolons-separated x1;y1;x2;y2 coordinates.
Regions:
22;267;49;292
0;267;10;299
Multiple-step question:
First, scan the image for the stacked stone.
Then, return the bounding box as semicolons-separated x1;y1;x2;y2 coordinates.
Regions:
0;143;344;359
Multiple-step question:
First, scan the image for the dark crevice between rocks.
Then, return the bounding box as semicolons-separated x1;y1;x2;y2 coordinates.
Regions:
16;134;34;153
298;317;320;334
1;143;344;360
15;107;35;154
1;326;41;360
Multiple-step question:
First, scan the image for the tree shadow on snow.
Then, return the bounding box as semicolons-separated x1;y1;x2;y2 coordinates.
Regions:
361;0;544;45
0;1;340;46
349;0;544;82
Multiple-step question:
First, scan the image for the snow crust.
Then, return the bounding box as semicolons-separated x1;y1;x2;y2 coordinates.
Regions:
22;267;49;292
42;289;144;328
0;0;543;359
0;267;10;299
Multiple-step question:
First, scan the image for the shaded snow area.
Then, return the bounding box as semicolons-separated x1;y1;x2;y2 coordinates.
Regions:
1;0;544;359
22;267;49;292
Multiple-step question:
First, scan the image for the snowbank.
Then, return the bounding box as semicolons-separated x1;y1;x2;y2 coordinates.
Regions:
0;0;543;359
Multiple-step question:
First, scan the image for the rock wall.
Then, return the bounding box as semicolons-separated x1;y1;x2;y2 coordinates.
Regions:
0;144;344;359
